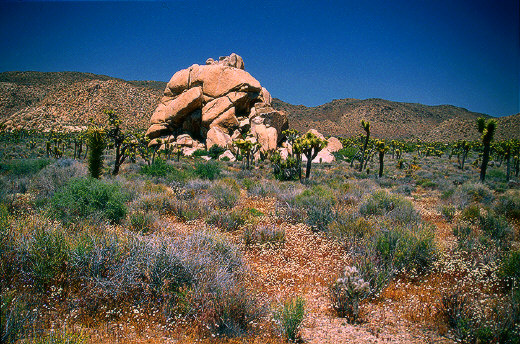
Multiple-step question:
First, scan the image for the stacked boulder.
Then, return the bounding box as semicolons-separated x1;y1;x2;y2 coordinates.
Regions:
146;53;288;154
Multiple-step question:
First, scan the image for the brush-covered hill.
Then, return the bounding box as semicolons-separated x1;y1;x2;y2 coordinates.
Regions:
1;71;517;141
0;71;163;131
272;98;519;142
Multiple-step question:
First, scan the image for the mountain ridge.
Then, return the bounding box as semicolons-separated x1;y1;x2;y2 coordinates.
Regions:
1;71;518;141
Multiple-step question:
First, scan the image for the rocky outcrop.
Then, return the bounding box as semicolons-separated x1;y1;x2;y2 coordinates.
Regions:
146;54;288;151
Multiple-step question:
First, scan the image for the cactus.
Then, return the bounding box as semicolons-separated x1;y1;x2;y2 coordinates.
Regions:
330;266;369;322
476;117;496;182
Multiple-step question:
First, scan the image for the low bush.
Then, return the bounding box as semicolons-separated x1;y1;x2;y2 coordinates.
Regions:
1;290;35;344
207;208;248;231
440;205;456;223
49;177;128;224
128;210;156;233
0;158;51;176
195;160;222;180
479;212;513;249
494;189;520;220
243;224;285;247
292;185;336;232
209;179;240;209
359;190;420;224
29;159;87;200
273;296;305;342
499;249;520;288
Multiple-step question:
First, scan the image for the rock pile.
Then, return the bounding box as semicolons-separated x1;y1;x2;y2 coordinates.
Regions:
146;53;288;154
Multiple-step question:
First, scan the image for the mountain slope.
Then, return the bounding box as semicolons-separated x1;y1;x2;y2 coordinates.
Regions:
272;98;519;141
1;71;517;141
0;71;164;131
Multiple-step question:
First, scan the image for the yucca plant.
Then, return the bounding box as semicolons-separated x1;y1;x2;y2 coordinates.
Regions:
86;127;106;179
273;296;305;342
359;120;371;171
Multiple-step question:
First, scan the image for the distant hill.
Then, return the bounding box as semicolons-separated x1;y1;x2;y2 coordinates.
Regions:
1;71;518;141
0;71;165;131
272;98;519;142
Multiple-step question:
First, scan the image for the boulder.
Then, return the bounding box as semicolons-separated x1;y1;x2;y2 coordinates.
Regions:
151;86;203;125
302;148;335;163
206;126;232;149
176;134;194;147
327;136;343;152
210;107;238;133
146;54;288;153
219;150;236;162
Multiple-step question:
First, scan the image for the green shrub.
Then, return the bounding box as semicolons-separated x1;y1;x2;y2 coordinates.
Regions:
500;249;520;287
328;213;374;242
0;158;51;176
479;213;513;249
494;189;520;220
273;296;305;342
440;205;456;223
140;159;173;177
27;226;68;288
31;330;88;344
207;209;248;231
86;128;106;179
128;211;156;233
293;185;336;232
461;203;481;222
49;178;128;224
1;290;34;343
207;144;226;159
359;190;420;224
195;160;222;180
243;224;285;247
209;180;240;208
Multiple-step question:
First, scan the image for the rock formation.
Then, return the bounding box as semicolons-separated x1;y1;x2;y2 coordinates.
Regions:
146;53;288;153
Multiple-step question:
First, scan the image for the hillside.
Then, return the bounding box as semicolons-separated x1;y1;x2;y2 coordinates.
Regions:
1;71;517;141
272;98;520;142
0;71;164;131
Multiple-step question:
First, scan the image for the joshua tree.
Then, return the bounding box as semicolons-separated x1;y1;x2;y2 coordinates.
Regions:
477;117;496;182
359;120;370;171
234;139;260;169
295;132;327;180
86;127;106;179
375;140;389;178
106;110;138;175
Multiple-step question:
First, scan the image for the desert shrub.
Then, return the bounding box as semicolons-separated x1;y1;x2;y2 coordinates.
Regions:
292;185;336;232
460;203;481;222
374;224;437;273
328;212;374;242
49;177;128;224
0;158;51;176
499;249;520;288
494;189;520;220
209;179;240;209
207;208;248;231
1;290;35;344
440;205;456;223
167;198;209;222
354;251;394;298
453;224;481;252
195;160;222;180
359;190;420;224
243;224;285;247
272;155;300;181
273;296;305;342
479;213;513;249
330;266;370;322
29;159;87;200
128;210;156;233
393;183;415;196
26;225;68;289
207;144;226;159
140;159;194;182
451;182;494;209
31;330;88;344
442;291;472;341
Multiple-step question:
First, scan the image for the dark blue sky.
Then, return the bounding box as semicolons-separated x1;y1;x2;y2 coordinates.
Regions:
1;0;518;117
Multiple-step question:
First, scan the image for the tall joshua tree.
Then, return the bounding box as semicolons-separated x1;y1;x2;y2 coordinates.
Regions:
359;120;370;171
375;140;389;178
477;117;496;182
